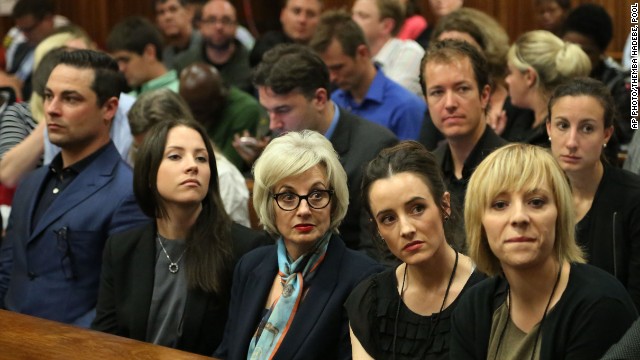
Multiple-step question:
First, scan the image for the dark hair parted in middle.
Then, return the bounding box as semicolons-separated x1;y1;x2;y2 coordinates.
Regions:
133;118;233;295
547;77;616;129
361;141;461;247
420;39;490;98
253;43;330;99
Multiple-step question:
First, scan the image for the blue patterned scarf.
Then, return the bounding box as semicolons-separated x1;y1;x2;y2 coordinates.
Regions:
247;232;331;360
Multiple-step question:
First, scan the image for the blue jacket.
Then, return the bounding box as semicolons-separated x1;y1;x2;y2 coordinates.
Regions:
214;233;383;360
0;142;149;327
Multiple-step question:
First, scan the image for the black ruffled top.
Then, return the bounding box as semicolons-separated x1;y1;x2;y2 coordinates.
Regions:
345;268;485;359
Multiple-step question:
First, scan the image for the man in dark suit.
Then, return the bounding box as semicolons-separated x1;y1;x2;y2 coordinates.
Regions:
0;49;149;327
237;44;398;262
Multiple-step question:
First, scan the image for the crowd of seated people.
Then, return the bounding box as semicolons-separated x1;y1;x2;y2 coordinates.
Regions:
0;0;638;359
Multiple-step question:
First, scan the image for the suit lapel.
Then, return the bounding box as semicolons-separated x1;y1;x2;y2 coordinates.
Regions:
276;235;345;358
29;145;119;242
179;286;209;350
238;250;278;356
21;167;50;236
128;224;156;340
329;109;351;158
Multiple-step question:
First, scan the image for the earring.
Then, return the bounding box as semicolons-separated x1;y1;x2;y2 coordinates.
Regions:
444;215;450;222
548;137;551;142
603;143;607;148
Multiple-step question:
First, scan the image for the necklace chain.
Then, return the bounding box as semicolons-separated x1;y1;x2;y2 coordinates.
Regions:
494;263;563;360
157;235;186;274
392;249;459;360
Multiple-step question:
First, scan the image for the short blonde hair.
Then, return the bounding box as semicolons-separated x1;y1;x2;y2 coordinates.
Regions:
252;130;349;236
464;143;585;275
508;30;591;93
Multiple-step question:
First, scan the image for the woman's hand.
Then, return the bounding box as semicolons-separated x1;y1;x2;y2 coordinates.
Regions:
487;109;507;136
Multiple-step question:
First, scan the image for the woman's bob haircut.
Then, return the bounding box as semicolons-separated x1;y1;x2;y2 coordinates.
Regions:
464;143;585;275
252;130;349;236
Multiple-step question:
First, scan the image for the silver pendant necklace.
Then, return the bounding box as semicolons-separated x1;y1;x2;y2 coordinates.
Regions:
157;235;186;274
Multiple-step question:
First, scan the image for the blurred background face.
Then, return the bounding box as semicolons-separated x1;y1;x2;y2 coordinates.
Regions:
428;0;464;18
319;39;363;92
280;0;322;43
547;95;612;174
64;37;92;50
257;87;321;136
156;0;193;38
199;0;237;50
352;0;383;44
562;31;601;70
111;50;148;87
15;14;53;45
535;0;566;33
504;61;531;109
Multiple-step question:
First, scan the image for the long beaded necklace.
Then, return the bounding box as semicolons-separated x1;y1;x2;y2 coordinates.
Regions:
157;234;187;274
392;249;459;360
493;264;563;360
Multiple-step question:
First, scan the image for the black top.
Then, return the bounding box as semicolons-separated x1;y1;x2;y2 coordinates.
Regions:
500;97;535;143
433;126;506;251
329;107;398;263
592;60;632;144
346;268;485;360
32;142;111;229
451;263;638;360
602;318;640;359
575;164;640;310
91;222;271;355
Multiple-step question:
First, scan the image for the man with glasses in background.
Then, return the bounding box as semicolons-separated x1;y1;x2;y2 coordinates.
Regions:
154;0;202;69
174;0;252;93
1;0;66;100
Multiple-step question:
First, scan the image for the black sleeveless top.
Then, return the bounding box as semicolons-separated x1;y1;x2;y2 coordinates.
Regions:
345;268;485;359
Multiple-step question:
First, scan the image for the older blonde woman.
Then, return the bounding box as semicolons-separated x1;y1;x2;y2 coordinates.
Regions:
451;143;637;359
214;130;383;360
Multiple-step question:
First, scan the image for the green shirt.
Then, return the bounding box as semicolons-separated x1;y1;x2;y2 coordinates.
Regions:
208;87;267;172
128;70;179;97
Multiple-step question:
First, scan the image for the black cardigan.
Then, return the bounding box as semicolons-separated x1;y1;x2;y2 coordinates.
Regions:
575;164;640;310
91;222;271;355
451;263;638;360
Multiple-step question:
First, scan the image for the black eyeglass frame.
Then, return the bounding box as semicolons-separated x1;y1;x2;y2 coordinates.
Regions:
271;189;334;211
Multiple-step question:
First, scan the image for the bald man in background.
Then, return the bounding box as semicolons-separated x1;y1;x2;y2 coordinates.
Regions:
179;62;266;172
